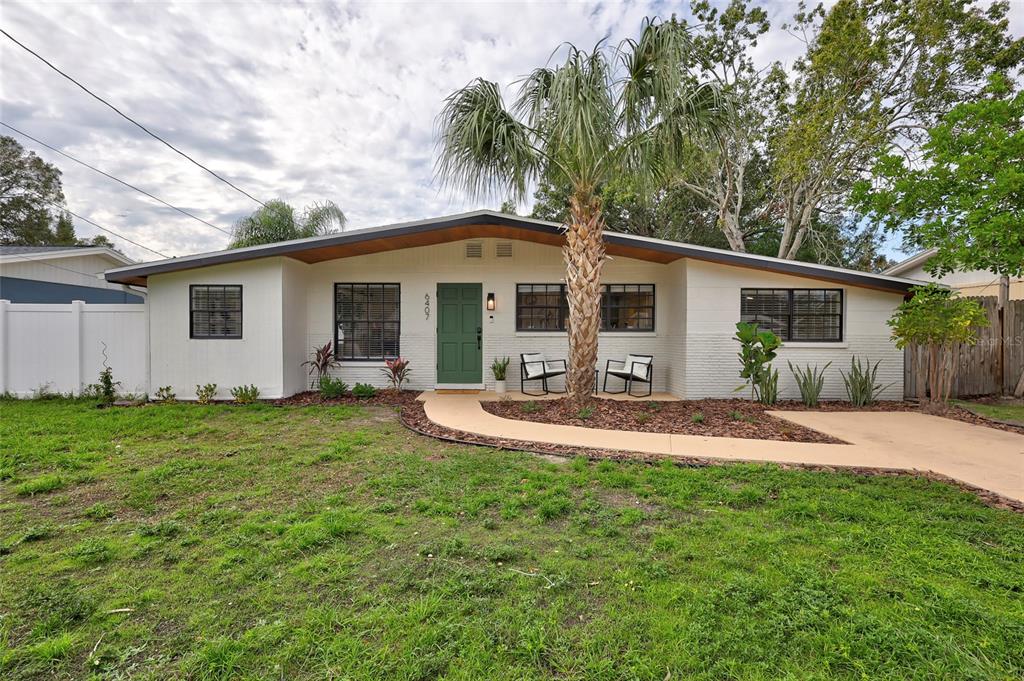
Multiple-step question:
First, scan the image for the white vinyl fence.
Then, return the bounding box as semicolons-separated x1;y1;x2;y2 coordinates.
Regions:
0;299;148;397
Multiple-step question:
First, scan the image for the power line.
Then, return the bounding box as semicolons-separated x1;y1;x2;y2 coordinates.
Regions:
36;197;169;258
1;28;268;209
2;121;232;236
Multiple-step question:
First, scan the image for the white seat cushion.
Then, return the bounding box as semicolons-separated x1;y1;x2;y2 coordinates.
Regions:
624;354;651;380
522;353;547;379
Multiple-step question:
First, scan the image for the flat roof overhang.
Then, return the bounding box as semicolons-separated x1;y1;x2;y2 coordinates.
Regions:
105;210;922;294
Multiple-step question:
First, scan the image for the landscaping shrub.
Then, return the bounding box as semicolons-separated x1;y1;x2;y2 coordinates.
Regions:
756;367;779;405
352;383;377;399
88;367;120;405
230;384;260;404
520;400;540;414
154;386;176;403
195;383;217;404
302;342;340;388
788;361;831;407
490;356;510;381
840;357;892;407
576;405;594;420
733;322;782;402
691;411;704;424
318;375;349;398
381;357;412;390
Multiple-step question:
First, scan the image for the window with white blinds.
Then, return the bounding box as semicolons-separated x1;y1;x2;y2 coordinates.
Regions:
190;285;242;339
334;283;401;360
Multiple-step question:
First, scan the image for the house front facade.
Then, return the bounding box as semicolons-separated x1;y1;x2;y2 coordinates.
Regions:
106;211;922;401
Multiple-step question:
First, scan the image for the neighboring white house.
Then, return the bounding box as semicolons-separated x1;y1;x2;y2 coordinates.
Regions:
884;248;1024;300
105;210;923;401
0;245;143;303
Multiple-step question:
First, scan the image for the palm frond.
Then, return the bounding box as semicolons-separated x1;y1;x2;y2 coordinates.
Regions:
434;78;539;202
302;200;346;236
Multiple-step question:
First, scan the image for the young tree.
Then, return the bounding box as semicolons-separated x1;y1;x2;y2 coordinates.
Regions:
888;285;989;409
436;18;724;404
230;199;346;248
856;75;1023;278
772;0;1021;260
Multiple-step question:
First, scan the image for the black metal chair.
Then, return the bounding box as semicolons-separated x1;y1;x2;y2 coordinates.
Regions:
603;354;654;397
519;353;567;396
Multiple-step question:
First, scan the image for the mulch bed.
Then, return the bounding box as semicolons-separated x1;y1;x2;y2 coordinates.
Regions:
400;401;1024;514
481;398;846;443
271;389;421;409
482;397;1024;438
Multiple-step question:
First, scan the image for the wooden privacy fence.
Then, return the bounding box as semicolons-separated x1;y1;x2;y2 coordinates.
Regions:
904;296;1024;398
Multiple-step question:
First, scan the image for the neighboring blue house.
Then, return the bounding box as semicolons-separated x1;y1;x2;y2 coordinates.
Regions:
0;245;144;303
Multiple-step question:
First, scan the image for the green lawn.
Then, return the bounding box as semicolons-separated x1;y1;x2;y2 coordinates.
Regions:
1;400;1022;680
958;400;1024;425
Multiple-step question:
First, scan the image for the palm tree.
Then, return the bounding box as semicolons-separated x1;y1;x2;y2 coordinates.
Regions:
435;18;724;405
229;199;346;248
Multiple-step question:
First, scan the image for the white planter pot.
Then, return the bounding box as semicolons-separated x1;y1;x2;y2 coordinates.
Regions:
494;380;507;394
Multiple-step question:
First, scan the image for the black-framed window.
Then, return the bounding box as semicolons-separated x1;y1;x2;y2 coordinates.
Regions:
740;288;843;342
190;285;242;339
515;284;655;332
334;283;400;360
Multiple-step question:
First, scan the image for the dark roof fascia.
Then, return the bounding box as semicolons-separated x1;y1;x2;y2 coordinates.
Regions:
106;210;919;294
105;212;557;283
603;233;919;293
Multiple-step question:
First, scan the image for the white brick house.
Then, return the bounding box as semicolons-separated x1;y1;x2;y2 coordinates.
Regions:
105;211;923;400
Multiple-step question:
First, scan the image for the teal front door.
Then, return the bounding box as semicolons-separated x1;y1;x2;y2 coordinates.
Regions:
436;283;482;384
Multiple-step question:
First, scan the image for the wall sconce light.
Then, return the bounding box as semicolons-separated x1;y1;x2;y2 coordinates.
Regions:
486;292;496;311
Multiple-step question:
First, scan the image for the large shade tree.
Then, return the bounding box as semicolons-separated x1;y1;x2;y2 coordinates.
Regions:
435;18;724;404
230;199;346;248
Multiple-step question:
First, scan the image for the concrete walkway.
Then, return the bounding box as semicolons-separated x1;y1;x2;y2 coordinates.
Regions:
419;392;1024;503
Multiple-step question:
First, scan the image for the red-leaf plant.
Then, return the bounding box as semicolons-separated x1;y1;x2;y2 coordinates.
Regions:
302;342;340;388
381;357;411;391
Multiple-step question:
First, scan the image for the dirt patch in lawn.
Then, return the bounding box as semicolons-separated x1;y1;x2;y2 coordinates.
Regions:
481;398;844;443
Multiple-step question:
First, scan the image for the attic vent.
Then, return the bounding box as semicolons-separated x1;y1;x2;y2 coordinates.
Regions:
495;242;513;258
465;242;483;258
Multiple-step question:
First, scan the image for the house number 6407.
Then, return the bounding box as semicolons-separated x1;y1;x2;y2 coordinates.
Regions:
424;293;430;320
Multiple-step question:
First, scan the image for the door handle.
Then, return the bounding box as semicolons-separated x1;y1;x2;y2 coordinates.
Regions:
477;326;482;350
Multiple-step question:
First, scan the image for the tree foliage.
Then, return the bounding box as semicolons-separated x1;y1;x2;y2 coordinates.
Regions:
229;200;346;248
1;135;120;248
856;75;1023;278
888;284;989;407
1;135;66;245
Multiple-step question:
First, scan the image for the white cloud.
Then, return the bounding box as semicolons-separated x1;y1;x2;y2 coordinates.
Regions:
1;1;1019;261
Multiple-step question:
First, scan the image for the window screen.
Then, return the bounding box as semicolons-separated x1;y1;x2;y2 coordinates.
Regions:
334;284;400;360
190;285;242;339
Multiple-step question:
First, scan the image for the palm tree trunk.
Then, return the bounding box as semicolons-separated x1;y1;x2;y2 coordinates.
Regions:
564;192;605;406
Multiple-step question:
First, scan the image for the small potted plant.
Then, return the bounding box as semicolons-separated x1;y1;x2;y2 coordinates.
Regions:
491;356;510;394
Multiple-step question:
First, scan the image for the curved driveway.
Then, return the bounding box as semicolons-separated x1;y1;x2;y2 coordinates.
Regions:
420;392;1024;503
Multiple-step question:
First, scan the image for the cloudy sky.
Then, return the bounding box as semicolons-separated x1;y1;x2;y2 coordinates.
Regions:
2;1;1021;262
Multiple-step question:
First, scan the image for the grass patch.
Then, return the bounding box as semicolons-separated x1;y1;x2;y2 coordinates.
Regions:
958;400;1024;424
15;474;65;496
0;399;1022;679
